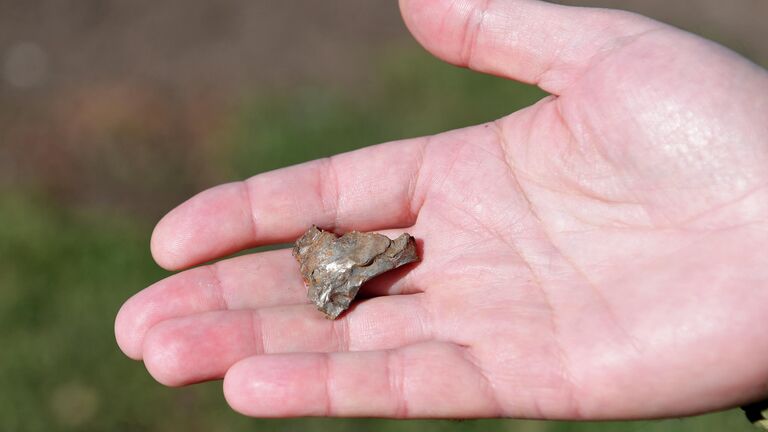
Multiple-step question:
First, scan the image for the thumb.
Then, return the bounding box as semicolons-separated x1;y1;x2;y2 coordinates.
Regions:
399;0;660;94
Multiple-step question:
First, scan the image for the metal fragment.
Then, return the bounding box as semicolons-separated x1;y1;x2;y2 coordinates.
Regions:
292;225;418;319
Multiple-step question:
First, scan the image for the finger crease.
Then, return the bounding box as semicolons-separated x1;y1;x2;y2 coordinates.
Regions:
414;294;434;341
208;262;229;309
406;137;428;224
318;157;341;232
460;0;492;69
386;349;408;418
332;316;350;352
322;353;334;416
249;309;266;355
239;180;259;242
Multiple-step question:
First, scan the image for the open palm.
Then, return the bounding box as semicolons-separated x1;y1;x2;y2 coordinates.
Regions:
115;0;768;419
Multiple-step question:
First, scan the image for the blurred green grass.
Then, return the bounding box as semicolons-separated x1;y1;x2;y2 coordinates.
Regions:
218;47;546;178
0;47;754;431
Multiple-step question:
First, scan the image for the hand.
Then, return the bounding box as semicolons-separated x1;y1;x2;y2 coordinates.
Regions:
115;0;768;419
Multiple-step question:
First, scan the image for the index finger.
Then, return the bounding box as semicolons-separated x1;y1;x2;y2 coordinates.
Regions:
151;137;427;270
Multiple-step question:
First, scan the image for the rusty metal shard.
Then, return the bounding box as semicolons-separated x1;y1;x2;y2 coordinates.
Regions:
292;225;418;319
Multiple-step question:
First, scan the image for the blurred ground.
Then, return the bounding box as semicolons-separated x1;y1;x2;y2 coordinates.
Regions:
0;1;765;431
1;0;766;218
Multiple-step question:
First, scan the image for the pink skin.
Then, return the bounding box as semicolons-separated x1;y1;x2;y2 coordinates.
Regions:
115;0;768;420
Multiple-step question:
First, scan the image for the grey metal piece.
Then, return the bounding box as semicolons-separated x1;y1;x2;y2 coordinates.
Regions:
292;225;418;319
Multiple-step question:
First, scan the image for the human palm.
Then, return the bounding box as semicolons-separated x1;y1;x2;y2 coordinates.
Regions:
115;0;768;419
